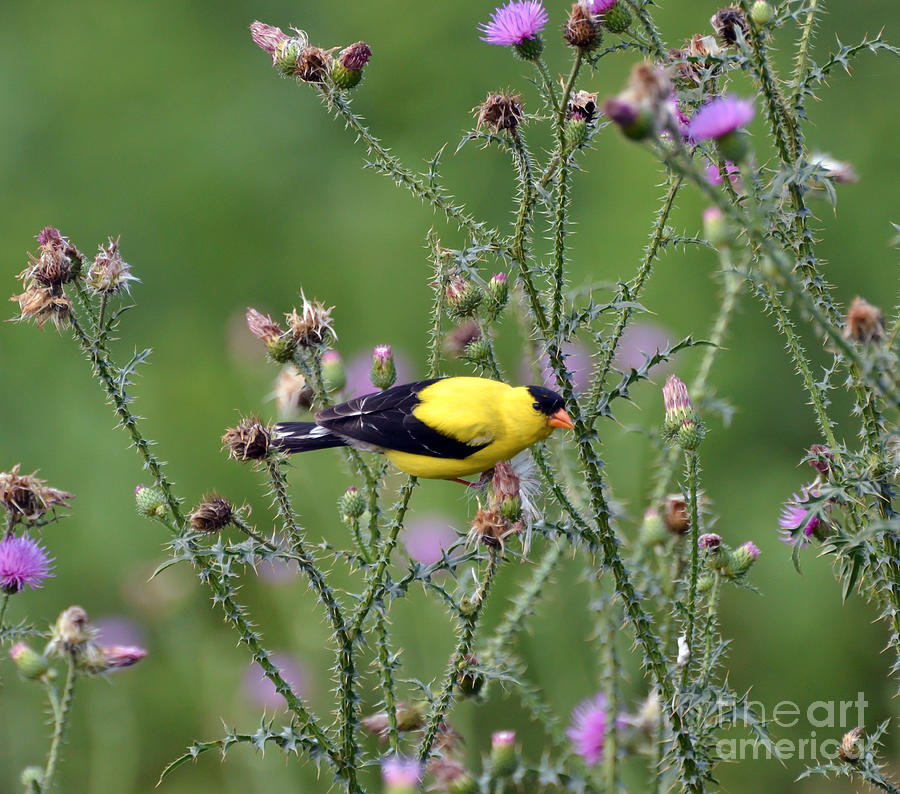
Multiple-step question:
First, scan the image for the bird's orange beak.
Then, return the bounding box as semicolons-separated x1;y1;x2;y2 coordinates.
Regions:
548;408;575;429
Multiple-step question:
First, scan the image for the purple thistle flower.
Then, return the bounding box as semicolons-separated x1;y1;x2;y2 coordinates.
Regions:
739;540;761;560
479;0;549;46
0;534;54;593
688;95;755;141
243;652;308;709
777;485;820;544
705;159;742;189
587;0;617;12
699;532;722;550
101;645;147;670
568;693;609;766
381;756;423;788
402;515;459;566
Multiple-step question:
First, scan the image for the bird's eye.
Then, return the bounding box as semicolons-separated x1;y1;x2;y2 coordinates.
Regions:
532;402;542;411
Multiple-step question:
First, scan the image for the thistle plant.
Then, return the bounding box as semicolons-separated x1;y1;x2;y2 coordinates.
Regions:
3;2;900;793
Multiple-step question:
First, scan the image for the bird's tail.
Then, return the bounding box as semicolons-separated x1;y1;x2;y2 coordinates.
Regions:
273;422;347;454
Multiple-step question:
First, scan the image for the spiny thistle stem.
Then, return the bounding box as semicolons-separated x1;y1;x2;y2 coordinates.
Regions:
509;128;537;268
700;573;721;688
320;86;500;250
790;0;821;110
42;656;77;792
623;0;667;59
66;311;184;527
348;476;417;641
0;593;9;630
417;549;501;763
680;451;701;689
585;175;683;420
375;613;400;753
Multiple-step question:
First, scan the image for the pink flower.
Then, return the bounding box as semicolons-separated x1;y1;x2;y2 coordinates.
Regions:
613;322;673;373
739;540;760;560
587;0;617;12
381;756;423;787
688;95;755;141
344;349;412;397
699;533;722;550
777;485;821;544
402;515;459;566
568;694;610;765
705;159;742;189
101;645;147;669
479;0;549;46
0;534;54;593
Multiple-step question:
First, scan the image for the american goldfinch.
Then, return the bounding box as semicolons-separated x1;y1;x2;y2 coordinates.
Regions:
273;376;574;480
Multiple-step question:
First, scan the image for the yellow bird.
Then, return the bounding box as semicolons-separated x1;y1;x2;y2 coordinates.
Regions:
273;376;574;481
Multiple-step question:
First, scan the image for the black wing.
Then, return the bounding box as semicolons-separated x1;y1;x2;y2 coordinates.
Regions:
315;378;489;459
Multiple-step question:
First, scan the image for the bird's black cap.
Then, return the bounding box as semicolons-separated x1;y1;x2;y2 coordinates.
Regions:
526;385;566;415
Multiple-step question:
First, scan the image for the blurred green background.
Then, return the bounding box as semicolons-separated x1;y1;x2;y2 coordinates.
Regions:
0;0;898;790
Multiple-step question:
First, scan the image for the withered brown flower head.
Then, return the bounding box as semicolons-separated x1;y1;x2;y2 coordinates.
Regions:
491;461;520;502
10;288;72;329
287;292;336;347
843;296;884;343
807;444;832;476
246;308;285;346
189;493;234;533
49;605;96;655
628;62;673;108
566;89;599;123
0;464;74;523
838;726;865;763
86;237;137;295
476;92;524;132
563;3;600;49
710;6;749;46
22;251;73;291
340;41;371;71
664;493;690;534
467;506;522;553
296;45;331;82
222;418;272;461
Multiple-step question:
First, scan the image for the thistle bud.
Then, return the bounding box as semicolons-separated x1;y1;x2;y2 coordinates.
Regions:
457;653;485;698
321;350;346;392
702;206;729;250
448;772;477;794
639;507;668;546
98;644;148;671
370;345;397;390
603;96;654;140
463;336;492;366
338;486;366;521
662;374;704;450
246;307;296;363
490;730;518;775
843;297;884;344
711;6;749;46
446;275;484;319
189;493;234;533
86;237;137;295
750;1;772;25
222;418;271;461
728;540;760;575
135;484;167;520
699;533;728;571
564;3;601;49
602;2;632;33
514;35;544;61
664;494;690;535
807;444;832;476
475;92;524;132
564;118;589;149
331;41;371;90
838;726;864;763
485;272;509;318
9;642;50;680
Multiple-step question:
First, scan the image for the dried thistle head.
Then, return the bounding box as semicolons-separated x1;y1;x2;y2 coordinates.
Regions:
247;307;297;362
10;287;72;329
20;227;81;290
48;605;96;658
287;292;336;347
566;89;599;123
222;418;272;461
296;45;331;82
475;92;524;132
86;237;137;295
838;726;865;763
843;297;884;343
0;464;74;524
466;506;521;553
710;6;749;46
563;3;601;49
189;493;235;533
664;493;690;534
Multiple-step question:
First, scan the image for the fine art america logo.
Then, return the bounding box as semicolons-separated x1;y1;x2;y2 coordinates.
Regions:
714;693;869;761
